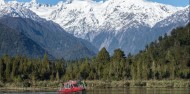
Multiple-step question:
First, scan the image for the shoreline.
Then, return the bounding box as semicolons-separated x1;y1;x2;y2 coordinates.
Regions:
0;80;189;91
85;80;190;88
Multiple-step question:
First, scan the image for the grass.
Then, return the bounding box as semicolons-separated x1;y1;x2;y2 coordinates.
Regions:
146;80;190;88
85;80;190;88
0;80;59;91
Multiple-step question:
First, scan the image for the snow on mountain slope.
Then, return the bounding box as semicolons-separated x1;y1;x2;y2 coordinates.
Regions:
26;0;182;39
0;1;97;59
0;0;5;5
154;6;189;29
26;0;183;54
0;1;44;22
150;6;190;40
1;0;187;55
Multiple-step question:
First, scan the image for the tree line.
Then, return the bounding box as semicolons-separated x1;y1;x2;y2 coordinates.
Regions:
0;23;190;83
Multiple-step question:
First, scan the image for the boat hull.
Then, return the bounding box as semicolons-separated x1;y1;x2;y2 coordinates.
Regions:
59;87;85;94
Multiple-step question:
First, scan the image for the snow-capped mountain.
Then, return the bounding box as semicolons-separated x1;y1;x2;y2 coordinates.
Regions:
26;0;182;38
1;0;188;55
0;0;45;22
150;7;190;41
0;1;97;60
26;0;185;54
0;0;5;5
154;6;189;30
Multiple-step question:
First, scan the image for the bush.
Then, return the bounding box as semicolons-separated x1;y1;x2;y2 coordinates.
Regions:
22;81;31;87
0;81;4;87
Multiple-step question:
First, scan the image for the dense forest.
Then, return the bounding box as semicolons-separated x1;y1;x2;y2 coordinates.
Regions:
0;23;189;83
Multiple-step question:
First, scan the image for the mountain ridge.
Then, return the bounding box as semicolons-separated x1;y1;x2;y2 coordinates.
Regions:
0;22;51;58
0;0;188;55
0;4;98;60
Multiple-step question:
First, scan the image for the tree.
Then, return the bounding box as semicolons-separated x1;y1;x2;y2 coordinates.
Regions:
95;48;110;80
55;59;65;78
111;49;126;80
11;56;21;80
41;53;50;80
79;59;90;80
96;47;110;64
56;71;60;81
4;55;11;81
0;59;4;81
131;62;137;80
111;49;126;62
166;50;175;80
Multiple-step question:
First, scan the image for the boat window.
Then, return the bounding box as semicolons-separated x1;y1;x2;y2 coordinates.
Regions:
64;84;67;88
73;84;78;87
64;83;71;89
69;84;71;88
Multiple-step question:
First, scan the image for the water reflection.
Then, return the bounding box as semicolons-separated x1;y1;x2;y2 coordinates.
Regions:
0;88;189;94
86;88;190;94
59;91;86;94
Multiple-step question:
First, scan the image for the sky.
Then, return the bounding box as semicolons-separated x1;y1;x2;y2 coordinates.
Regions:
5;0;190;7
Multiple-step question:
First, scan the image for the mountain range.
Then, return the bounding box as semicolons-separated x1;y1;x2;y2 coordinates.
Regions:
0;0;189;59
0;1;97;60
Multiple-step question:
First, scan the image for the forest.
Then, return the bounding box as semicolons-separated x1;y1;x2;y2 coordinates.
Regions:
0;23;189;83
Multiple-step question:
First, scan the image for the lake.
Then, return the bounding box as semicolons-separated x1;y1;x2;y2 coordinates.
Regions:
0;88;189;94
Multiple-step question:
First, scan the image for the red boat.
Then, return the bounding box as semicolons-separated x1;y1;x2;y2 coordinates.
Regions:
58;80;86;94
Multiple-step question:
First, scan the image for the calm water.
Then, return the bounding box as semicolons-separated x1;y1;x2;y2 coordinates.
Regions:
0;88;189;94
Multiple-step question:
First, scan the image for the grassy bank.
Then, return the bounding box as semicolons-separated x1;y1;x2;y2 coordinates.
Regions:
0;80;189;90
0;81;59;91
85;80;190;88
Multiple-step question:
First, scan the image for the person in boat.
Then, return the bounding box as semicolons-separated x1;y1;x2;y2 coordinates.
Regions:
58;80;86;94
59;82;69;90
81;80;87;88
77;80;87;88
77;80;82;86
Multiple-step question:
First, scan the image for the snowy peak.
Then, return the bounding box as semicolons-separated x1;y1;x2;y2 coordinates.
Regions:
1;0;184;38
107;0;144;3
31;0;37;4
34;0;181;38
155;6;189;28
0;0;187;56
0;0;5;5
66;0;95;2
0;0;97;59
0;4;44;22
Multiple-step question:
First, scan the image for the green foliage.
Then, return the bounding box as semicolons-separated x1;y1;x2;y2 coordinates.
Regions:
131;23;190;80
0;55;66;82
0;24;189;83
96;47;110;64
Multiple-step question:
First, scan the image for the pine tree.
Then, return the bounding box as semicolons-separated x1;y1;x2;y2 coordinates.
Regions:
41;53;50;80
96;47;110;64
95;47;110;79
166;50;175;80
56;71;60;81
111;49;126;80
11;56;20;80
0;59;4;81
5;57;11;81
